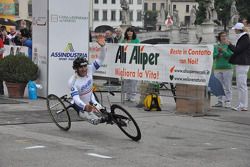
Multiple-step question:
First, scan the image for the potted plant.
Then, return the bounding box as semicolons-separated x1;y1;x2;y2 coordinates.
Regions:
0;53;39;98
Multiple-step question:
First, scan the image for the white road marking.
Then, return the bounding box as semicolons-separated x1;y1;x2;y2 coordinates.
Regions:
231;147;237;150
87;153;112;159
0;126;106;152
24;145;46;150
204;143;212;145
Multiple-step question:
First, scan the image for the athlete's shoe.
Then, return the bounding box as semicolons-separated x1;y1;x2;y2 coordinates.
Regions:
213;102;223;107
232;105;248;111
79;111;101;125
224;101;231;108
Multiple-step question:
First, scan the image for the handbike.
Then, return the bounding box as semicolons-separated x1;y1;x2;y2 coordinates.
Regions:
46;92;141;141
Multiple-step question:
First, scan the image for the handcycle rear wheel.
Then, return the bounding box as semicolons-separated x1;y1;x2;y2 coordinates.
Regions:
46;94;71;131
111;104;141;141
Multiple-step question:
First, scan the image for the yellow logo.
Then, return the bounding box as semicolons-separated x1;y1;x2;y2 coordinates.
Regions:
64;43;75;52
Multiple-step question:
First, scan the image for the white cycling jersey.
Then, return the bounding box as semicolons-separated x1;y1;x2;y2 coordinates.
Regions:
68;46;106;110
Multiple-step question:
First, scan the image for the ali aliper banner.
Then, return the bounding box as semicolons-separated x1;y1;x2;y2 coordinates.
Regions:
89;43;213;86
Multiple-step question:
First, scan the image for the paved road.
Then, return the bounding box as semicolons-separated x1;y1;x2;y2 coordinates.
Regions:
0;87;250;167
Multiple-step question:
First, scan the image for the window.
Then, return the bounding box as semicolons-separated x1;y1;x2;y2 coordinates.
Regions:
161;3;164;9
28;0;32;17
144;3;148;11
173;4;176;11
129;0;133;4
130;10;133;21
103;0;107;4
94;10;99;21
186;5;189;13
111;10;116;21
137;0;142;5
120;11;122;21
14;0;19;16
185;16;190;25
112;0;116;4
94;0;98;4
103;10;107;21
137;11;142;21
152;3;156;11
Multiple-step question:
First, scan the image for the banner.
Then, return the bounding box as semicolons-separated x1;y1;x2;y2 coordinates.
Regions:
89;43;213;86
48;0;89;97
0;3;15;15
3;45;28;57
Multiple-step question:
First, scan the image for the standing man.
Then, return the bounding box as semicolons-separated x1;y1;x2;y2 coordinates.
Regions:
20;28;32;60
7;26;17;45
104;30;114;43
227;23;250;111
114;27;123;43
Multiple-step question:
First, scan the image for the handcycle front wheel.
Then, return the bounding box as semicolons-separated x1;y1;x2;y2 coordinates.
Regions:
46;94;71;131
111;104;141;141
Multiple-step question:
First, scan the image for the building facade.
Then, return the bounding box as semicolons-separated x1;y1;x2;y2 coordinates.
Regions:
170;0;198;26
91;0;144;31
144;0;170;12
5;0;198;30
14;0;32;21
144;0;198;27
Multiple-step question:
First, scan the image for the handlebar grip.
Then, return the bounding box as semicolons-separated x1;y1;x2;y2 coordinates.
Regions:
61;95;68;100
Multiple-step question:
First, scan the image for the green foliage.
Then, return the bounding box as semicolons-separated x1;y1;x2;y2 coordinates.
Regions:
215;0;232;29
196;0;232;27
196;0;250;27
144;11;158;31
236;0;250;22
195;0;206;25
0;54;39;83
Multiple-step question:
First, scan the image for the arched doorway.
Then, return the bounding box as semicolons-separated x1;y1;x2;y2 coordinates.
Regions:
94;25;114;33
15;19;32;30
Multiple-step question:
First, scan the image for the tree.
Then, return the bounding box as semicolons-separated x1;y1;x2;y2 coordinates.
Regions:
196;0;250;27
236;0;250;22
214;0;232;30
196;0;232;30
144;11;158;31
195;0;206;25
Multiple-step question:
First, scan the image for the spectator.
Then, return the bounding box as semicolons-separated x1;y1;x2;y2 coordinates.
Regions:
20;28;32;60
122;27;140;102
114;27;123;43
213;32;233;108
6;26;18;45
227;23;250;111
19;19;27;30
104;30;114;43
0;26;9;45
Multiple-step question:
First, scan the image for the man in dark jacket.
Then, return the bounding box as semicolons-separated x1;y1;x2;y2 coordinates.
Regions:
227;22;250;111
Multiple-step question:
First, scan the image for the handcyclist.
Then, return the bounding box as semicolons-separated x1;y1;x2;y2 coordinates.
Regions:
68;35;107;125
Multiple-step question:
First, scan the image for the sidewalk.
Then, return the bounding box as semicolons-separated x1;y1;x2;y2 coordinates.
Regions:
0;86;249;125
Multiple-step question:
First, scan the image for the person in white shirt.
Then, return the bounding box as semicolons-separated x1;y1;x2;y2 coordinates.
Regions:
68;36;107;124
7;26;17;45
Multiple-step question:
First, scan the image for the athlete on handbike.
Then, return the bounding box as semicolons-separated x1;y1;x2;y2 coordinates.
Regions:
68;36;107;125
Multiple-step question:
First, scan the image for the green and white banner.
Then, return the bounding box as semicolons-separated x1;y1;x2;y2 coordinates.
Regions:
89;43;213;86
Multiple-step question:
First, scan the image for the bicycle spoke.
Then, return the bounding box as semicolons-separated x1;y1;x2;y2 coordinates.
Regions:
47;94;71;131
111;104;141;141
